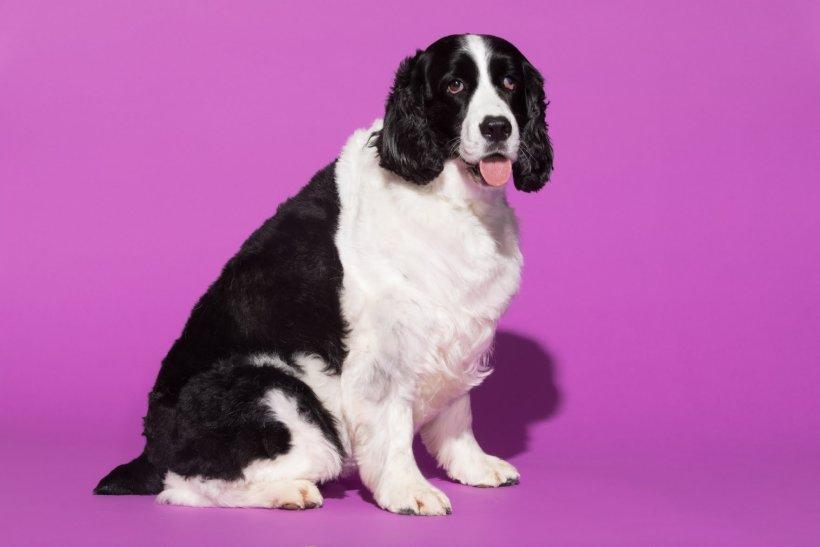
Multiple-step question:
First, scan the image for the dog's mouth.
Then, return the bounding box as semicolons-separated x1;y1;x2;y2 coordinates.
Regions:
465;153;513;187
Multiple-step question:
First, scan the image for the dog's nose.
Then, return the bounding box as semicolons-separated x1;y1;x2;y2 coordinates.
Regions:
479;116;512;142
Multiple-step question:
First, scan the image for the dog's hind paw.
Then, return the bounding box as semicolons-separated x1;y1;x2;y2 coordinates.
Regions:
268;479;324;510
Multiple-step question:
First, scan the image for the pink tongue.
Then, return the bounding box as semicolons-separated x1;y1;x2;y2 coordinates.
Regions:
478;156;512;187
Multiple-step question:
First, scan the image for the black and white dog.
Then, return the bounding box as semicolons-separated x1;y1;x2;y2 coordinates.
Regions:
95;33;552;516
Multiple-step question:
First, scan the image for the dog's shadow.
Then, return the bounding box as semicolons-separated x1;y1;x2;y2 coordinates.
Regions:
471;330;561;457
324;330;561;500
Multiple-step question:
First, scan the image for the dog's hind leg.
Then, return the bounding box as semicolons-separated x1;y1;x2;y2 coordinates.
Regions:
155;360;345;509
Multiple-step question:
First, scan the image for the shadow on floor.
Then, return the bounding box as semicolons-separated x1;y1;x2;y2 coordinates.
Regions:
471;330;561;458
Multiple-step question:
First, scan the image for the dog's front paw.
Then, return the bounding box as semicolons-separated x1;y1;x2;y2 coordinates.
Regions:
375;477;452;516
448;454;520;488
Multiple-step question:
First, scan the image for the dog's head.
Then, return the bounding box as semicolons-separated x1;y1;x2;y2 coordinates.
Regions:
372;34;553;192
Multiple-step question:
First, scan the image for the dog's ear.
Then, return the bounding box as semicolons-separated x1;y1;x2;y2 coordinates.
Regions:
373;51;444;184
513;60;554;192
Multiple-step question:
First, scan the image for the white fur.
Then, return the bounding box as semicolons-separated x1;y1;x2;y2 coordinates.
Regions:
459;34;520;164
157;474;322;509
261;390;344;483
249;352;293;374
336;113;522;514
252;352;352;458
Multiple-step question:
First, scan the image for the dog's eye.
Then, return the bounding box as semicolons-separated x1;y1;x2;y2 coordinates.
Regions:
502;75;517;91
447;79;465;94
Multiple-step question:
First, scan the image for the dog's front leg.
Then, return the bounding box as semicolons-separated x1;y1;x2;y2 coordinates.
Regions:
421;393;520;487
343;375;451;516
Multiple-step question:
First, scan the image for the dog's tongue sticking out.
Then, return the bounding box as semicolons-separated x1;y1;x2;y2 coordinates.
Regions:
478;156;512;187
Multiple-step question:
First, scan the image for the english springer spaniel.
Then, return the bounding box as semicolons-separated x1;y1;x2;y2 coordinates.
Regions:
95;33;553;516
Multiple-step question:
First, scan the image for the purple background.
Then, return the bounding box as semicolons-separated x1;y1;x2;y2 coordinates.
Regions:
2;1;819;545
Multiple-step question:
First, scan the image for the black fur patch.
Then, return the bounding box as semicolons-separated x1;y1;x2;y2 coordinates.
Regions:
163;357;343;481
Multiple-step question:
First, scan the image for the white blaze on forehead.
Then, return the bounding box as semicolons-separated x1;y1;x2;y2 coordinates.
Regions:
464;35;493;96
459;35;519;164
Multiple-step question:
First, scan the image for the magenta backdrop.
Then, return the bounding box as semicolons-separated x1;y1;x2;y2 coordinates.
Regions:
2;1;820;545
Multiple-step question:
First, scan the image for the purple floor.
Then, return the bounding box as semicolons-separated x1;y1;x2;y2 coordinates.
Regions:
5;421;819;545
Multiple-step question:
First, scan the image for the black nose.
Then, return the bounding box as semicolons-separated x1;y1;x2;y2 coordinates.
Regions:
479;116;512;142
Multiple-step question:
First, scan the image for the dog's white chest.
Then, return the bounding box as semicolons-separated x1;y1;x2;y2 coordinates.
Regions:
335;122;523;427
395;198;521;423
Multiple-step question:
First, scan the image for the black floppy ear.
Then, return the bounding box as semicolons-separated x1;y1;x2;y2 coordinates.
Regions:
373;51;444;184
513;61;554;192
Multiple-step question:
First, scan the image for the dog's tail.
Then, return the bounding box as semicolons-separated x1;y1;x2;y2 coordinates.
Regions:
94;449;165;495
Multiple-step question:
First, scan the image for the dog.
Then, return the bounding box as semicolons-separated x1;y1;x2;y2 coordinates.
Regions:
95;33;553;516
